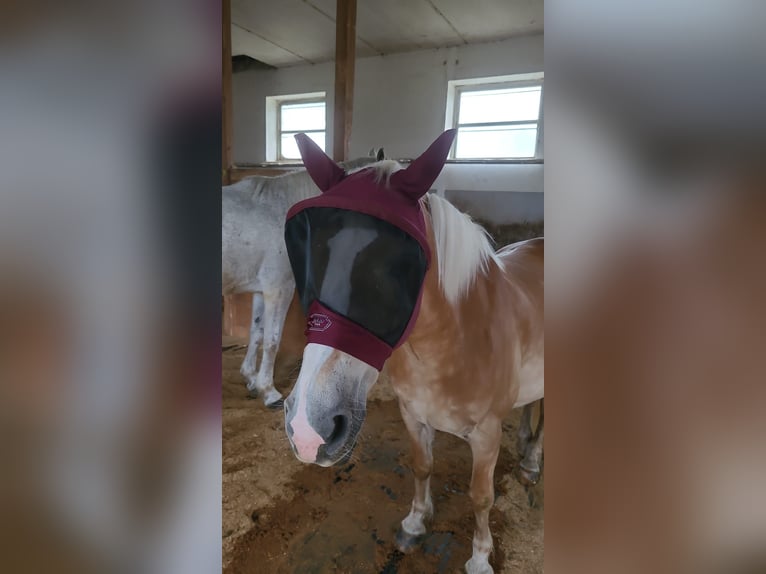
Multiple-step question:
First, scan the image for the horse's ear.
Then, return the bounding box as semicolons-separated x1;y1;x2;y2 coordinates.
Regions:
295;133;344;192
390;129;456;199
368;147;375;157
376;147;385;161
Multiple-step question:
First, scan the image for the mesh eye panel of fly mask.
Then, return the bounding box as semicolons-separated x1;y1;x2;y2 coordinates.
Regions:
284;129;457;370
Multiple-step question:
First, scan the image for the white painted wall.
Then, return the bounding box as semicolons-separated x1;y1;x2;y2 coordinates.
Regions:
233;34;544;223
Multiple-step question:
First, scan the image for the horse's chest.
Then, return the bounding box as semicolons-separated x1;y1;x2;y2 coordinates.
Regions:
513;351;544;407
391;376;478;437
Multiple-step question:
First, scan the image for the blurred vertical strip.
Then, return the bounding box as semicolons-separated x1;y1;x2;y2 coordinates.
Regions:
222;0;233;184
0;1;222;572
545;1;766;573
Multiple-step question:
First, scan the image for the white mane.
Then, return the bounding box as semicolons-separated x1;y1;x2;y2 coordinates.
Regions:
349;159;403;185
359;159;500;305
427;193;501;305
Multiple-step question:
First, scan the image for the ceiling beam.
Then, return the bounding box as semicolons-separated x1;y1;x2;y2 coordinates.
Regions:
233;22;315;65
333;0;356;161
222;0;233;184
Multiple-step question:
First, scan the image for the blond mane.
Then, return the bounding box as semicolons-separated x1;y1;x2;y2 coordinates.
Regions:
426;193;501;305
353;161;501;305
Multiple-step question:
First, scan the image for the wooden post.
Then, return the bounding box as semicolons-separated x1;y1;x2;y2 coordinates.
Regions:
333;0;357;162
222;0;233;184
222;293;252;341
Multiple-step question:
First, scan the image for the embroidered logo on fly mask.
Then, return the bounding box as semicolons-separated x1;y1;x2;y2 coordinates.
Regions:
307;314;332;332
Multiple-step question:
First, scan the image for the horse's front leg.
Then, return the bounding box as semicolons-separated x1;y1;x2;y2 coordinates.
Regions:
516;400;533;455
251;285;292;408
395;402;435;553
242;292;264;392
466;418;502;574
519;399;544;486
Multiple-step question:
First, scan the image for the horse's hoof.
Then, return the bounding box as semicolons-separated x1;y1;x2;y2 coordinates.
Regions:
265;398;284;410
246;388;260;400
395;527;425;554
465;557;494;574
518;465;540;486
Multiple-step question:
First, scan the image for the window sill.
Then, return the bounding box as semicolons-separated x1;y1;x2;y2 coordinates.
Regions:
236;158;544;169
236;161;305;168
445;158;543;165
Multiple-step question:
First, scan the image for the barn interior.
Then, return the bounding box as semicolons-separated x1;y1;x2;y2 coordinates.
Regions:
222;2;544;572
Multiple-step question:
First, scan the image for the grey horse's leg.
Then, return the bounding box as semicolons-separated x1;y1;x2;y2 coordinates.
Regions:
519;399;544;486
250;286;292;408
242;292;264;392
517;400;533;455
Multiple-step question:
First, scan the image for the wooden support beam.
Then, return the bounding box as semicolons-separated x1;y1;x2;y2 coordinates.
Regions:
333;0;357;162
222;293;253;341
222;0;233;184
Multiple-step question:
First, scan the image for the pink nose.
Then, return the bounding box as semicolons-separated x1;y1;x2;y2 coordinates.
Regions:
293;431;324;462
290;404;325;463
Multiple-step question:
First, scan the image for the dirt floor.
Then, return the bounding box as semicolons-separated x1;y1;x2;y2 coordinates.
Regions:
223;347;543;573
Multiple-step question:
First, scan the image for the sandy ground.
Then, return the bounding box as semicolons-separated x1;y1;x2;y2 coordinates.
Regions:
223;347;543;573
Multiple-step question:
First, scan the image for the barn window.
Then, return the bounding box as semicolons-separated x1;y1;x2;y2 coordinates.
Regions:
265;92;326;162
447;73;543;160
278;99;326;160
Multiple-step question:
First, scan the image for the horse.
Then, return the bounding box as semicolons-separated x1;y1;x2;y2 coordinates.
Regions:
282;133;544;574
221;150;383;407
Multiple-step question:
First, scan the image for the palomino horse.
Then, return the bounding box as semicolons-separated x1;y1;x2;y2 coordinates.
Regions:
221;151;382;407
283;130;544;574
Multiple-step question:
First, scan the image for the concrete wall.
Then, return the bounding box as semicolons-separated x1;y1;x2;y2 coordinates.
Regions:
446;190;543;223
233;34;544;223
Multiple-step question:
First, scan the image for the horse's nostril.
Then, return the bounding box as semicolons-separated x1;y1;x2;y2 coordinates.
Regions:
328;414;348;445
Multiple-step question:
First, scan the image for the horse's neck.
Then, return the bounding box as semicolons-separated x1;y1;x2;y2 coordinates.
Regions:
269;160;375;206
388;251;526;369
237;170;319;217
275;170;321;204
340;157;374;172
387;265;459;378
386;213;459;380
386;260;530;420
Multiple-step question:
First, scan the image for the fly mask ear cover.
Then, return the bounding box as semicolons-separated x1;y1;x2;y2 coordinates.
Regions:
284;130;457;370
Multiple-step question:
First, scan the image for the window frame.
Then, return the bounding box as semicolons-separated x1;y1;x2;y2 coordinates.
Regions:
446;73;544;161
277;97;326;161
265;91;326;163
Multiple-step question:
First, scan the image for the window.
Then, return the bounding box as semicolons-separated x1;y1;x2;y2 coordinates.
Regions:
279;99;326;159
447;73;543;160
265;92;326;162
